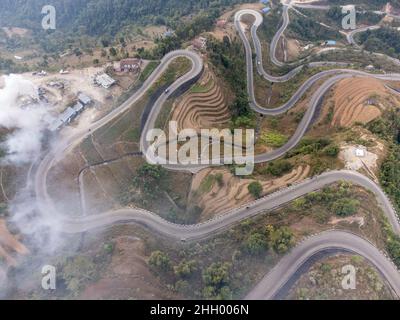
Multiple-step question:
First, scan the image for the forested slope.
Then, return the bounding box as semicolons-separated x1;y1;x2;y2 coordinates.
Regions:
0;0;249;35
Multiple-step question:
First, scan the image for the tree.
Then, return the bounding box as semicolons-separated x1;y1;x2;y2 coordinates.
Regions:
244;232;268;255
109;47;117;56
133;164;167;197
266;160;293;176
202;262;231;288
323;144;340;157
148;250;171;271
267;225;295;254
331;198;359;216
248;181;263;199
174;259;197;278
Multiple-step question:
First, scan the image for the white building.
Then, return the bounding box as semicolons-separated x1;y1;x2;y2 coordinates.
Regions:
95;73;116;89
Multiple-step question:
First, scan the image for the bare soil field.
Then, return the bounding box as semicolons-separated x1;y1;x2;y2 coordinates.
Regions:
79;236;180;300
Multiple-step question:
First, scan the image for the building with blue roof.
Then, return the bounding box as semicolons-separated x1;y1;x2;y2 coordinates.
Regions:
262;7;271;14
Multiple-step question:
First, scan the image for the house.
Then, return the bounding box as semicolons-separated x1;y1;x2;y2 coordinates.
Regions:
72;102;84;114
355;148;365;157
78;93;92;106
120;58;142;72
49;119;64;132
60;107;76;124
365;64;374;70
192;37;207;50
325;40;337;46
216;20;227;28
95;73;116;89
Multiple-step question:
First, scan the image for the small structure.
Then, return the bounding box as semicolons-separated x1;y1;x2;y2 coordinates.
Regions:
37;70;47;76
192;36;207;51
72;102;84;114
365;64;374;70
262;7;271;14
216;20;227;28
60;107;76;124
164;30;175;37
95;73;116;89
14;55;22;60
49;119;64;132
59;69;69;74
49;94;92;132
325;40;337;46
120;58;142;72
78;93;92;106
355;148;365;157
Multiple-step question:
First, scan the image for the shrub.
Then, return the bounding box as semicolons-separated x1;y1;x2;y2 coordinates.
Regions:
248;181;263;199
331;198;360;216
267;225;295;254
148;251;171;271
266;160;293;176
260;132;288;147
174;259;197;278
244;232;268;255
323;144;340;157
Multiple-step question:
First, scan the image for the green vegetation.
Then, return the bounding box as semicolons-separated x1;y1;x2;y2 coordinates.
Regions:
358;28;400;59
248;181;263;199
285;137;332;157
243;232;269;255
149;250;171;271
290;182;360;218
208;36;254;127
139;61;159;82
202;262;232;299
199;173;224;194
0;0;249;35
288;11;342;42
133;164;167;197
331;198;360;216
173;259;197;278
265;159;293;176
367;111;400;213
260;132;288;148
190;79;213;94
266;225;295;254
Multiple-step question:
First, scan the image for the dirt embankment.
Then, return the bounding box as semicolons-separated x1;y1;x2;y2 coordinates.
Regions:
79;236;180;300
0;219;29;286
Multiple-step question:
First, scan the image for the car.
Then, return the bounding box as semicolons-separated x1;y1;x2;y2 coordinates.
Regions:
257;61;261;65
165;89;170;94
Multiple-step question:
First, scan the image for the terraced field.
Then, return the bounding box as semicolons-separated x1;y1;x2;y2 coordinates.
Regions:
190;165;311;220
330;77;399;127
172;67;231;131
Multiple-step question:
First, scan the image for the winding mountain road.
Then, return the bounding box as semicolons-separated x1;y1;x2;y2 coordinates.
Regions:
31;1;400;299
